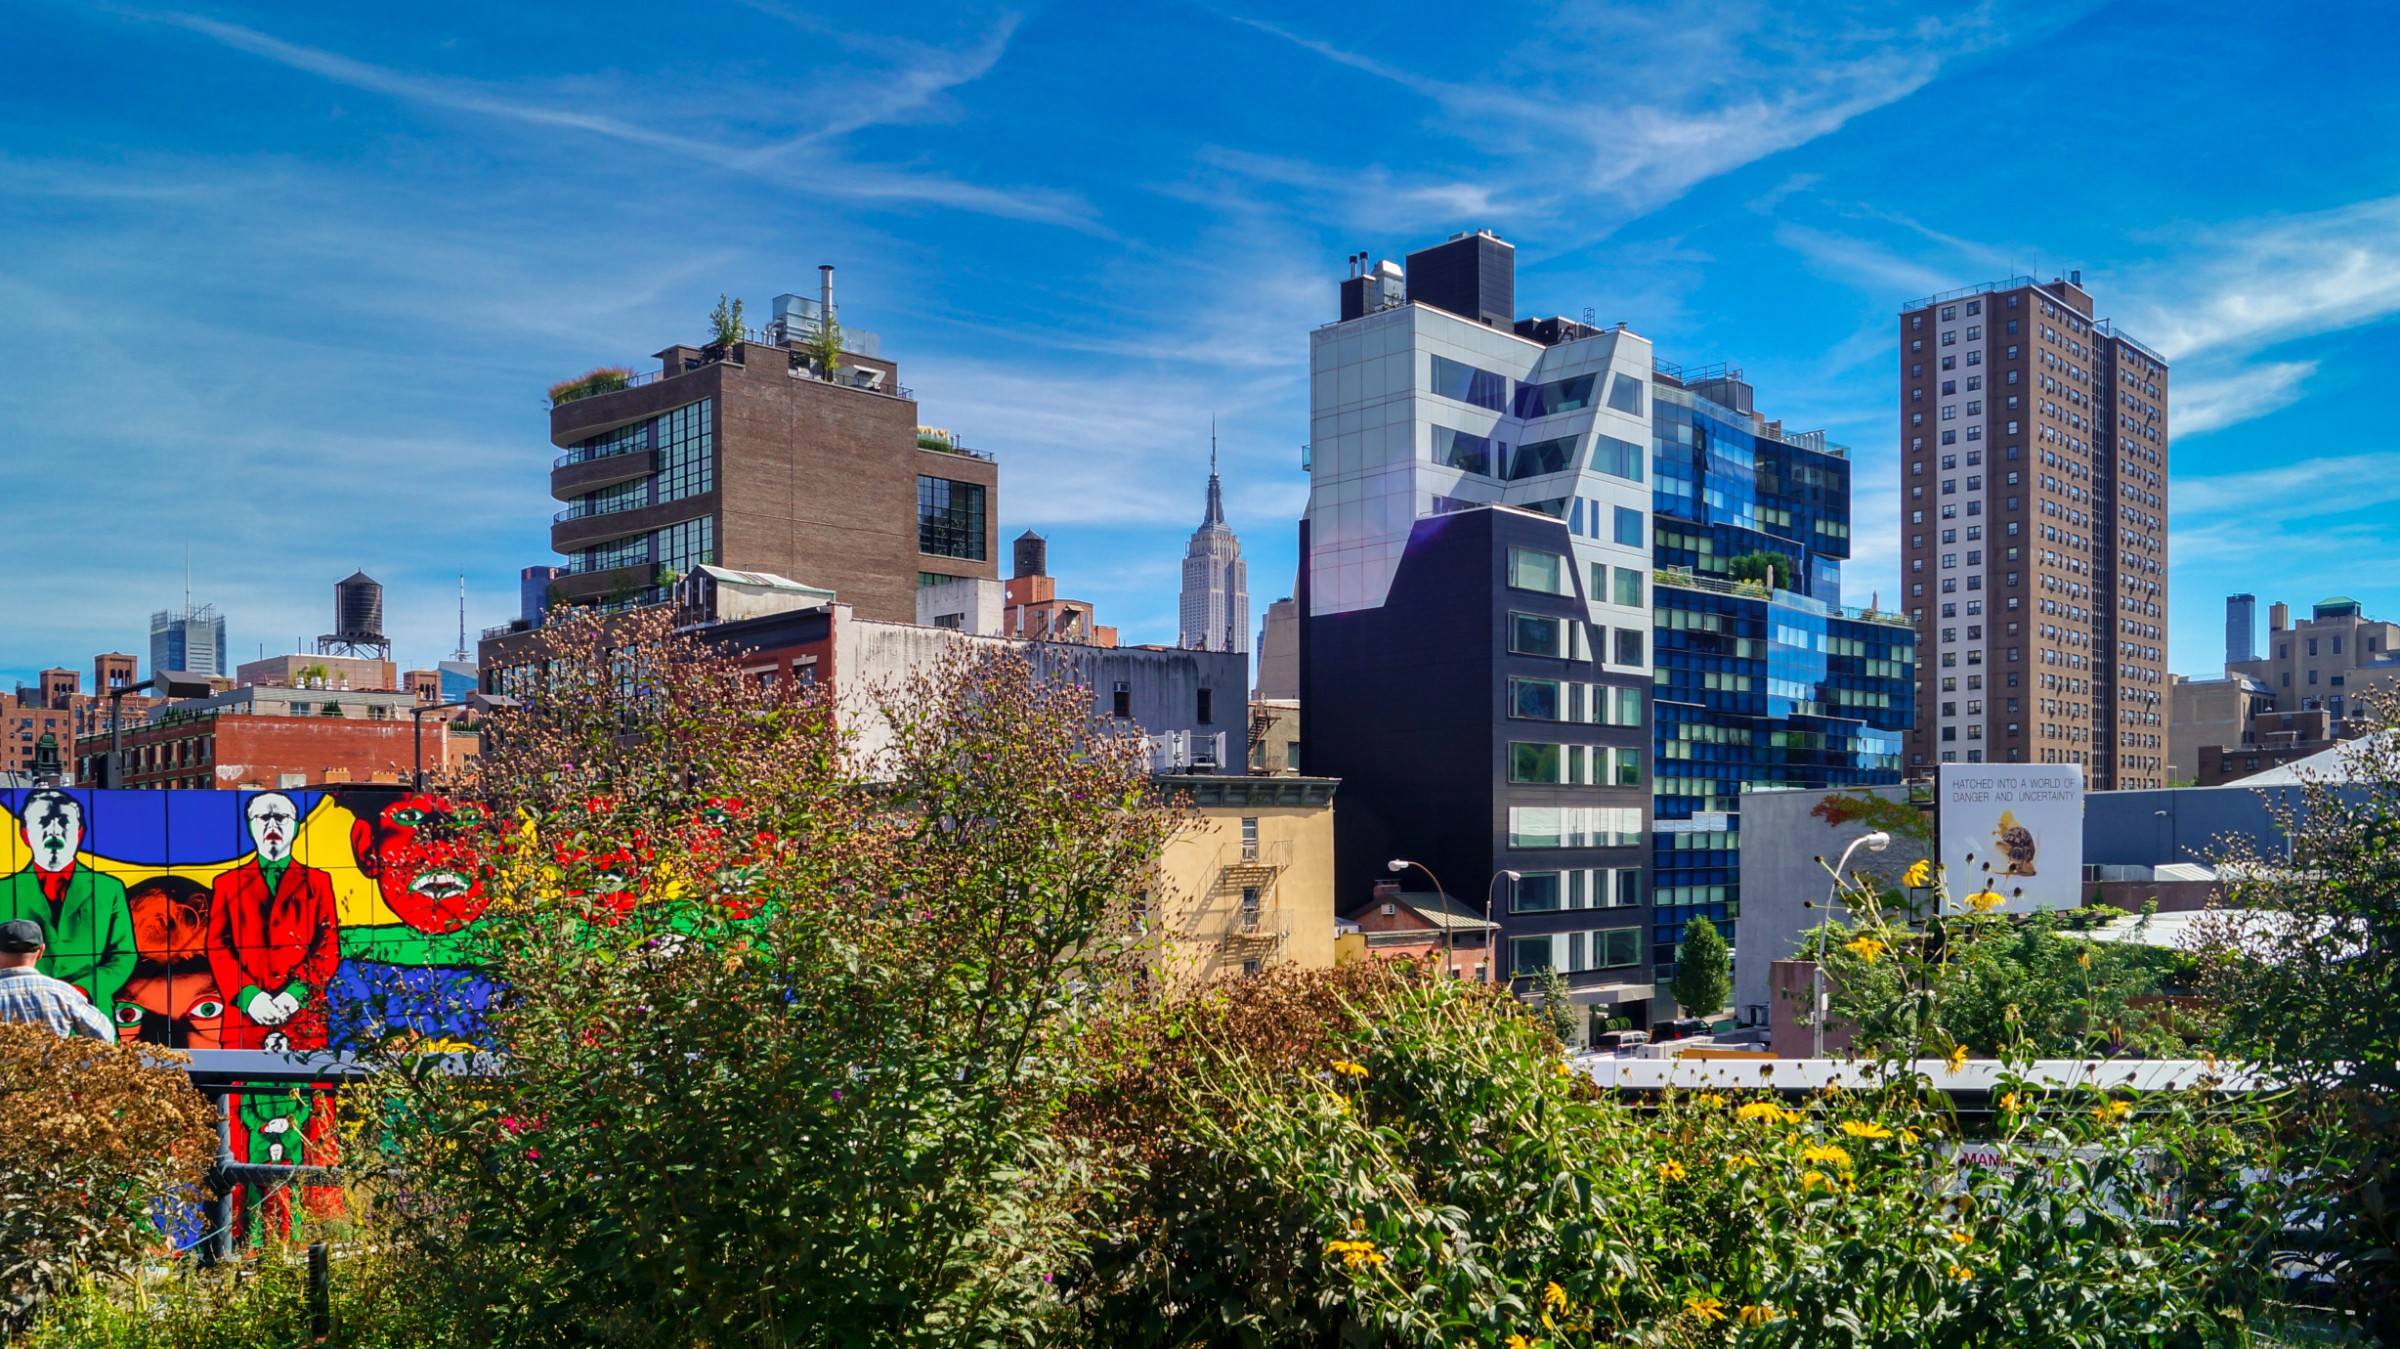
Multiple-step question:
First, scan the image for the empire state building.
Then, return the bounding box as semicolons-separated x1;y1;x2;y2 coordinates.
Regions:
1178;436;1249;653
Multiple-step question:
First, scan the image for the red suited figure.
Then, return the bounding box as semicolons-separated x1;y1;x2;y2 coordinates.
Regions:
207;792;340;1051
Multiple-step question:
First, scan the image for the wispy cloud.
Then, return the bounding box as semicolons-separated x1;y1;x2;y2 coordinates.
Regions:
2169;361;2317;437
126;8;1094;227
1215;3;2047;233
2124;195;2400;359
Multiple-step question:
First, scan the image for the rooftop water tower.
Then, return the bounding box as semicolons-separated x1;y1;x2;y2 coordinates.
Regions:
318;570;391;659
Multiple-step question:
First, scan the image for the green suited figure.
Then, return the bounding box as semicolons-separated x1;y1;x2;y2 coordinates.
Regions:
0;790;135;1027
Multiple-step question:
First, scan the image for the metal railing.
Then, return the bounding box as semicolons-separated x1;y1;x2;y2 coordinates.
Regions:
1651;567;1912;629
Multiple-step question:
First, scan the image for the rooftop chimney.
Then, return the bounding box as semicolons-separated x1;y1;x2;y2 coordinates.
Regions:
819;264;836;329
2270;601;2290;631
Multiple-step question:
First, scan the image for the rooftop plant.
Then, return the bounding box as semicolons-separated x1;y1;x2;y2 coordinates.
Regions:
546;367;632;408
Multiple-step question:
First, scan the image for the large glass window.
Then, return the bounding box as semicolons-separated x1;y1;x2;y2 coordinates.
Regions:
1437;427;1502;476
1590;433;1645;482
1508;612;1563;657
1511;936;1555;975
654;399;715;503
1613;566;1645;608
1508;741;1560;783
917;476;988;560
1508;678;1560;721
655;516;715;577
1613;507;1645;547
1430;355;1509;411
1513;373;1596;419
1505;435;1579;480
1507;547;1566;594
1606;373;1646;416
1513;872;1562;912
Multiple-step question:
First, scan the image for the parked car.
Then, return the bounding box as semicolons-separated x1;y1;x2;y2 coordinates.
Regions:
1592;1029;1650;1052
1653;1017;1713;1042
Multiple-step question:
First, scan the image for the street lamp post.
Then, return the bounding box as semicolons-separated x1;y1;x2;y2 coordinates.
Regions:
1386;857;1452;974
1482;869;1521;982
1812;830;1891;1059
413;692;520;790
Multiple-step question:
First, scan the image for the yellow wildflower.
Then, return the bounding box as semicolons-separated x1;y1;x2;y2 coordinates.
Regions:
1685;1295;1727;1323
1947;1230;1973;1246
1737;1101;1792;1124
1544;1281;1570;1311
1323;1238;1386;1270
2000;1092;2021;1112
1949;1263;1975;1281
1800;1169;1832;1192
1841;1121;1893;1141
1555;1063;1573;1078
1726;1152;1759;1171
1945;1043;1970;1073
1801;1143;1853;1170
1900;1127;1921;1146
1328;1094;1351;1116
1331;1059;1368;1078
1966;890;2005;913
2078;949;2092;968
1658;1160;1688;1182
1506;1336;1532;1349
2093;1099;2132;1126
1738;1304;1778;1327
1844;936;1889;963
1904;859;1933;888
1695;1091;1728;1108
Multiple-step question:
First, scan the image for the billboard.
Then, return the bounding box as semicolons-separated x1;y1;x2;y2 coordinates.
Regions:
1937;764;2083;912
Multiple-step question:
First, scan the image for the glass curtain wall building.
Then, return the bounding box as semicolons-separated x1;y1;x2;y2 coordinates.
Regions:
1645;367;1914;982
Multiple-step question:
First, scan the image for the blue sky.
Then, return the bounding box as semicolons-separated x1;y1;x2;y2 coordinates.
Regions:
4;0;2398;687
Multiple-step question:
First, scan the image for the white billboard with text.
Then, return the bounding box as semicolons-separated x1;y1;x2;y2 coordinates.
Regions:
1938;764;2084;912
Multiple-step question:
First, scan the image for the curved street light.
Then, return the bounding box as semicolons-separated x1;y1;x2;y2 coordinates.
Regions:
1387;857;1451;975
1812;830;1891;1058
1483;869;1521;983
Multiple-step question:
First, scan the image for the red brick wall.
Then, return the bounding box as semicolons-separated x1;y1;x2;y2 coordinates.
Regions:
214;716;435;788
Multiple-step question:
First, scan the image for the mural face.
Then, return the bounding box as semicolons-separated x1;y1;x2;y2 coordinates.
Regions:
0;785;497;1050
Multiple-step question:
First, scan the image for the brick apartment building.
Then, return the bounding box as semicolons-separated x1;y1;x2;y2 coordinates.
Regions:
74;686;467;790
526;273;999;631
1898;274;2170;789
3;654;159;782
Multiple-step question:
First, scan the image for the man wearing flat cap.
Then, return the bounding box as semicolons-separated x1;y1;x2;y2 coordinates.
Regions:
0;917;115;1039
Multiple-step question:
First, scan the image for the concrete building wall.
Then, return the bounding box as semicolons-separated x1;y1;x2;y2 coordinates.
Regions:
235;654;399;692
1731;785;1927;1028
2167;675;2257;784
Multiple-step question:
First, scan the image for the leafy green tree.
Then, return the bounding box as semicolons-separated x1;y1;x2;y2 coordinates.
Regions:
808;311;844;379
709;292;744;347
2194;694;2400;1339
1534;962;1577;1045
1727;550;1798;588
1673;914;1731;1020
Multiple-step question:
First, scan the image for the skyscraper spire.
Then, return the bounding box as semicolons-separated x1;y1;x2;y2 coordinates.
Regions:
1203;417;1226;528
1179;423;1248;653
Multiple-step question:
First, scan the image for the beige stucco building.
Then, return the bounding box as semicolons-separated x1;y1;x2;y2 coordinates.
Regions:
1148;774;1339;986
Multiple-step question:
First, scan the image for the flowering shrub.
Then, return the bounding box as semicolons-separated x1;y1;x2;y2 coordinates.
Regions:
1067;964;2290;1346
0;1026;217;1332
361;611;1178;1347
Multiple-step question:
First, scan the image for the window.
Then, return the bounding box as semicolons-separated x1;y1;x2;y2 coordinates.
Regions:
1240;816;1259;858
1590;433;1645;482
1509;678;1560;720
1515;927;1640;975
1506;435;1579;479
917;476;988;560
1612;566;1644;607
1437;427;1502;476
1614;746;1642;786
1509;742;1560;783
1606;373;1646;416
1508;806;1643;848
1613;507;1644;547
1431;355;1508;410
1508;547;1566;594
1514;373;1594;419
1613;628;1645;666
1509;612;1564;657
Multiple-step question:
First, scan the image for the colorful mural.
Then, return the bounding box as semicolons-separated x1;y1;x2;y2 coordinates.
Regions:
0;786;499;1051
0;786;499;1234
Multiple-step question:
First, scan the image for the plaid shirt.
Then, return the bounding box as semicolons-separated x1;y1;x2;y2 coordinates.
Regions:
0;966;116;1040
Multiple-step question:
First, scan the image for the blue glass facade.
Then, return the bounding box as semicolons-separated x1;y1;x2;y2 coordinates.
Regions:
1649;382;1915;976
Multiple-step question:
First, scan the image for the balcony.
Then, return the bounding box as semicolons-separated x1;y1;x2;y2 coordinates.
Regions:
553;500;710;555
551;448;657;501
548;563;662;606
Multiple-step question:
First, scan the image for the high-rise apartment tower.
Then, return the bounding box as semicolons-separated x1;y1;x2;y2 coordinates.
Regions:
1898;274;2168;789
